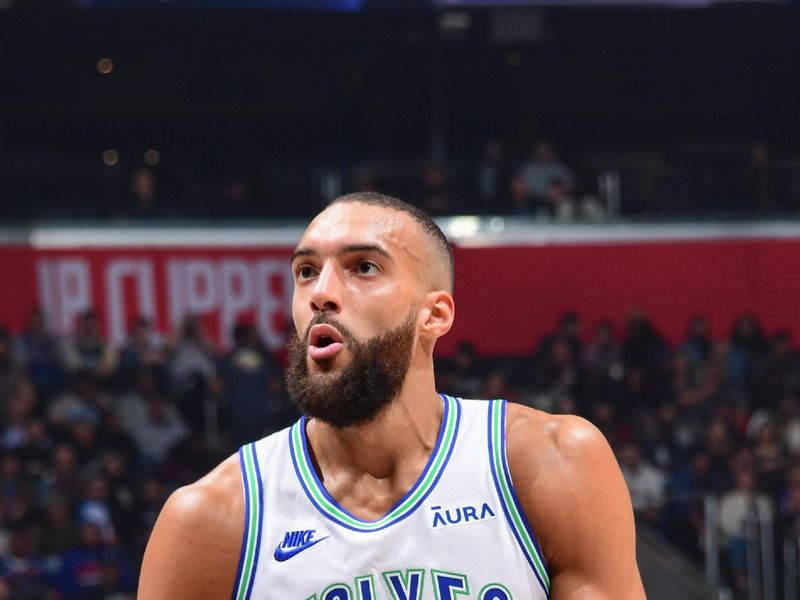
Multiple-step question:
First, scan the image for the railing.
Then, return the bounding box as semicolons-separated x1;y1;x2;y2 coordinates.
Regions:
703;495;800;600
785;537;799;600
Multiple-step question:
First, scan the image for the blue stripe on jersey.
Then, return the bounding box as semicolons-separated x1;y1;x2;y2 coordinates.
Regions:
232;443;266;600
487;400;550;598
232;445;252;600
245;443;265;600
497;402;549;586
288;394;461;532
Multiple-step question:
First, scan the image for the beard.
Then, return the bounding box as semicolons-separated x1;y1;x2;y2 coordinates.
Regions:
285;310;416;429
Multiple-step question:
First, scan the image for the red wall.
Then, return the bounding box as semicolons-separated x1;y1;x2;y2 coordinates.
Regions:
1;237;798;355
445;239;800;355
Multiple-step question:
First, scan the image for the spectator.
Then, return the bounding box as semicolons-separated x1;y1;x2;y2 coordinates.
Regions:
124;385;188;467
778;393;800;455
215;179;259;220
618;441;667;526
38;495;79;558
583;320;623;380
16;418;52;476
0;453;24;522
1;379;38;451
58;521;135;599
60;310;117;380
780;465;800;537
538;311;582;365
534;336;582;414
115;316;165;391
68;419;102;469
622;310;669;375
120;167;169;220
476;138;512;213
704;418;738;488
725;313;767;394
751;418;788;495
718;467;773;593
47;370;110;430
166;315;217;432
78;475;117;546
481;369;518;405
14;308;64;399
100;451;138;544
546;177;577;221
0;328;24;408
752;329;800;410
217;323;280;447
436;341;484;400
667;446;717;559
518;139;575;204
673;359;726;431
508;176;534;216
0;525;50;597
132;477;165;554
583;320;624;411
416;161;455;216
680;314;713;369
38;443;81;506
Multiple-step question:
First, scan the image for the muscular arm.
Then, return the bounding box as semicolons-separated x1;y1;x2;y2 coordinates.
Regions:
138;454;244;600
506;404;646;600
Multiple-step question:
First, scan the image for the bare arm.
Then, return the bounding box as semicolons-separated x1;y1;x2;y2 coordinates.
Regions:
138;454;244;600
506;404;646;599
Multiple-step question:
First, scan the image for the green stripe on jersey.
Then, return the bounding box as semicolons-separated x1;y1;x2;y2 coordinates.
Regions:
490;401;550;589
236;444;261;600
292;395;459;531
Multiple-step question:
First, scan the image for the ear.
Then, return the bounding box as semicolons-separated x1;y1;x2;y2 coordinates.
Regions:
419;291;455;340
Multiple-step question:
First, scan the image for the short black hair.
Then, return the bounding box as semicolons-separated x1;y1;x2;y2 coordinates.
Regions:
329;191;455;291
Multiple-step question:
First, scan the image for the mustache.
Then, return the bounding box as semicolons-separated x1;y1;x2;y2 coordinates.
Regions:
298;313;358;346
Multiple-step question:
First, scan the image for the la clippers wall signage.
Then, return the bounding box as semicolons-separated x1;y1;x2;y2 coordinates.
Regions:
33;251;293;350
0;222;798;354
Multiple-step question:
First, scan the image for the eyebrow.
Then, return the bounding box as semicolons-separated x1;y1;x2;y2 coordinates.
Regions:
290;243;392;265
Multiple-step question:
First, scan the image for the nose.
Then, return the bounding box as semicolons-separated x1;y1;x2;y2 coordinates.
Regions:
309;262;342;314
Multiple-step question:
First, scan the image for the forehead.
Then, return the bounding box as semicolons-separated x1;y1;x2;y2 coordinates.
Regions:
298;202;424;257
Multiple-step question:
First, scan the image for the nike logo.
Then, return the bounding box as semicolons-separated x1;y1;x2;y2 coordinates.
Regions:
273;530;329;562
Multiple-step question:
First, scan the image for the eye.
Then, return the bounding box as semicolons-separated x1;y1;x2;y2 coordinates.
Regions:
296;264;317;281
356;260;379;275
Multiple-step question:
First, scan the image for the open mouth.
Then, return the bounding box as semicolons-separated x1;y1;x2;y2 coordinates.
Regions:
315;335;336;348
308;324;345;361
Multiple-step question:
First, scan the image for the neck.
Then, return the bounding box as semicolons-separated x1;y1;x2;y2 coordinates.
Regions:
306;365;442;482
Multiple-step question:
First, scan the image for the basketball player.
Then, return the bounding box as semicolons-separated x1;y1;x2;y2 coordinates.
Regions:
139;193;646;599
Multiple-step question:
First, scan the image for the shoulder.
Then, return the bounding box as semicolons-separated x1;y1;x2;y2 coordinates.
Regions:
138;453;246;600
504;404;619;533
505;402;612;481
163;452;244;531
504;403;644;597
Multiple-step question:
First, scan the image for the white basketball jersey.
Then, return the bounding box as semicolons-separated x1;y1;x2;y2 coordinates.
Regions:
231;396;551;600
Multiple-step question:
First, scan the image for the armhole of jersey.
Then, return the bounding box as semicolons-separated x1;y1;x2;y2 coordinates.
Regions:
487;399;551;598
231;443;265;600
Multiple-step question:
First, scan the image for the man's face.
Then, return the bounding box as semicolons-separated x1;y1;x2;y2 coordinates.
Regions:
290;202;427;375
286;202;429;426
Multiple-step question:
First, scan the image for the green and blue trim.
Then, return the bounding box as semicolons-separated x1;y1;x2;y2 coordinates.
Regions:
487;400;550;597
232;443;265;600
290;394;461;532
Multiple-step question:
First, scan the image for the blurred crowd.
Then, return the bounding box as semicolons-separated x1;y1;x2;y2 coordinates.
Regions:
0;309;298;600
7;139;800;222
0;306;799;597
